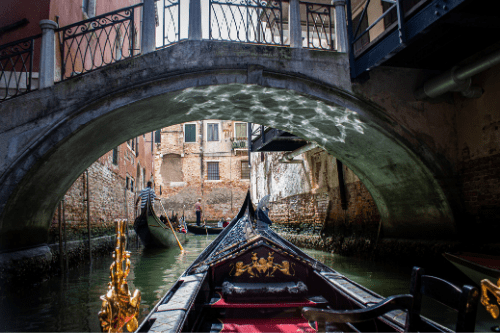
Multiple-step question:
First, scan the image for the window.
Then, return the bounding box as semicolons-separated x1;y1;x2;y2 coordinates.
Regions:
130;179;134;192
126;176;130;190
207;162;220;180
127;139;135;152
207;123;219;141
382;0;421;29
155;130;161;143
241;161;250;179
112;147;118;165
184;124;196;142
352;12;370;53
235;123;247;140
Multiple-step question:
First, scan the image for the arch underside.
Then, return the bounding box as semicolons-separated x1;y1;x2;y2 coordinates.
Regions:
0;43;455;252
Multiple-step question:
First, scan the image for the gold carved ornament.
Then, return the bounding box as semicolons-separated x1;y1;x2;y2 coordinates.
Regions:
481;278;500;319
230;252;295;278
98;220;141;332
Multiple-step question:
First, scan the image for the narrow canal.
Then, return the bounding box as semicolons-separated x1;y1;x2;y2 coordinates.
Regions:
0;235;495;332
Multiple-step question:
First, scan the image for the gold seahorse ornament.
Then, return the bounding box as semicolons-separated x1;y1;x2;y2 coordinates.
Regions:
481;278;500;319
98;220;141;332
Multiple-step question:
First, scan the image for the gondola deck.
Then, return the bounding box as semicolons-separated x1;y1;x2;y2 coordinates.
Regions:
136;193;473;333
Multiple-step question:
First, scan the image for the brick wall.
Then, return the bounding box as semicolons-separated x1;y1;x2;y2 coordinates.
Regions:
459;153;500;240
50;134;155;242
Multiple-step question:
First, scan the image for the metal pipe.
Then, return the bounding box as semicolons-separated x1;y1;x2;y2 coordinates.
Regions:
415;48;500;100
279;142;317;162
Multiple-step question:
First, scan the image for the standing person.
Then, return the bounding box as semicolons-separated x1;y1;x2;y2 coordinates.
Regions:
135;181;159;215
195;198;202;226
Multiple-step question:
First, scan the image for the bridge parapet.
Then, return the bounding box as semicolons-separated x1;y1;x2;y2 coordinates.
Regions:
1;0;348;103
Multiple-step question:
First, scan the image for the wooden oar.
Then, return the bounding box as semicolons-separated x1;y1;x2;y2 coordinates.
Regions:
159;201;185;252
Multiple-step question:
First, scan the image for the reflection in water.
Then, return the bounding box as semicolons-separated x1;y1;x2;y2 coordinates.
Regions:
0;236;495;332
0;235;216;332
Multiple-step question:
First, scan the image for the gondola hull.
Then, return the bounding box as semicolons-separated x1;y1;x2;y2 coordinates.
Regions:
186;223;224;235
136;193;454;333
444;252;500;285
134;204;187;248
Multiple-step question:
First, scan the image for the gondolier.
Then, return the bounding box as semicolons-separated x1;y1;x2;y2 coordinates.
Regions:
135;181;159;214
194;198;202;226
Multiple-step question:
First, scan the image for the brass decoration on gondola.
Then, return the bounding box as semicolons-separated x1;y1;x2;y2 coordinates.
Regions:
231;252;294;277
98;220;141;332
481;278;500;319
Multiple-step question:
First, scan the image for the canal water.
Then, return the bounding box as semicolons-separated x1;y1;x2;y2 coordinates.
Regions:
0;235;496;332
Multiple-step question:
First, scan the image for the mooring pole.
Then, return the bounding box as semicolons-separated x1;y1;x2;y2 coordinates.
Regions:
58;201;63;264
124;185;129;249
86;170;91;260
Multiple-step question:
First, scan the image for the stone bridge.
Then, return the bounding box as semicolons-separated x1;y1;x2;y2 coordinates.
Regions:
0;40;463;253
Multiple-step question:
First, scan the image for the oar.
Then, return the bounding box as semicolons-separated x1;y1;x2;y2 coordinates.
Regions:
203;218;208;236
159;201;185;253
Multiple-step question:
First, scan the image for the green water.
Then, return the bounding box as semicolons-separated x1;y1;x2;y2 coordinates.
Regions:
0;236;496;332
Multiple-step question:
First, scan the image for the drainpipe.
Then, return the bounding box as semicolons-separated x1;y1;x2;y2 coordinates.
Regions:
415;48;500;100
279;142;317;163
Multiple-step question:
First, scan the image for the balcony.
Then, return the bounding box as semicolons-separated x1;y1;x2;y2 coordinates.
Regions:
347;0;500;78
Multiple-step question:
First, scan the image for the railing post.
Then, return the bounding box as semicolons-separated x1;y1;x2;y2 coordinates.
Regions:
142;0;157;54
333;0;348;52
289;0;302;48
189;0;202;40
39;20;57;89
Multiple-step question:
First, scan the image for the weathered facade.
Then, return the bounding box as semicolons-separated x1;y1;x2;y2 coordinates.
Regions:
251;146;380;243
155;121;251;222
50;135;155;242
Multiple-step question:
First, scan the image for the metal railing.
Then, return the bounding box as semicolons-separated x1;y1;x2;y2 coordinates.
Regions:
58;3;143;80
160;0;180;47
301;1;335;50
0;34;41;101
0;0;345;102
209;0;285;45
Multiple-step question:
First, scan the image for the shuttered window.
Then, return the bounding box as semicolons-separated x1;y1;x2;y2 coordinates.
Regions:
185;124;196;142
235;123;247;140
207;123;219;141
207;162;220;180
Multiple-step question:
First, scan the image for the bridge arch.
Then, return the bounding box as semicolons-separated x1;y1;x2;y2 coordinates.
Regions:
0;41;455;251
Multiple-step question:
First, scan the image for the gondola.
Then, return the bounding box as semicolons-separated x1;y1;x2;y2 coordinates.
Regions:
133;201;187;248
443;252;500;285
186;223;224;235
136;193;478;333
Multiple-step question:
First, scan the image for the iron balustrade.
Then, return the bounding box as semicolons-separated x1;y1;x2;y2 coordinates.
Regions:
209;0;285;45
0;0;344;103
0;34;41;101
160;0;180;47
57;3;143;80
300;1;335;50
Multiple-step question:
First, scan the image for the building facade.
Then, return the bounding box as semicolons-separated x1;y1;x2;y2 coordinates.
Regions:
154;120;250;222
50;134;155;241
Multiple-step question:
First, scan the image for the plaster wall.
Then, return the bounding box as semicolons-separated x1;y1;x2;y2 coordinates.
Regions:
252;147;380;238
